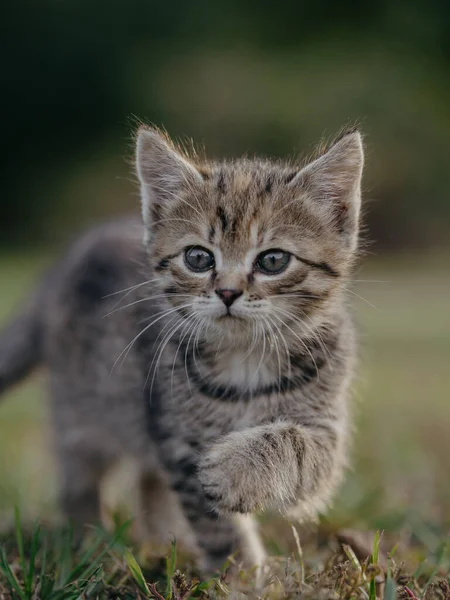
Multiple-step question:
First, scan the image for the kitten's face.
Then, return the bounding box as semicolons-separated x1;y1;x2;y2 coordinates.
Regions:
136;128;364;343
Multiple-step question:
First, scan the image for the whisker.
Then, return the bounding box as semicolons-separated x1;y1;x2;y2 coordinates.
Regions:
103;278;165;314
133;303;190;327
268;293;322;300
150;312;180;352
266;317;282;395
148;326;181;398
241;320;259;362
184;315;201;398
192;316;207;377
110;303;193;374
104;294;196;318
345;288;380;311
267;314;292;381
147;314;191;401
270;311;320;383
170;314;199;398
274;306;332;361
252;320;267;387
102;278;162;299
350;279;389;284
215;326;225;358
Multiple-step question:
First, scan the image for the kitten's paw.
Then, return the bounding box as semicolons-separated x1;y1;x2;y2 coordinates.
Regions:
198;443;263;514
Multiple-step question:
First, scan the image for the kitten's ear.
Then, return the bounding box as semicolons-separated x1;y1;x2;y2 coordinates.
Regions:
292;130;364;247
136;127;203;230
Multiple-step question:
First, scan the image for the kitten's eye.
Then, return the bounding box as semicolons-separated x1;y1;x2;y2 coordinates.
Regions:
255;249;291;274
184;246;215;272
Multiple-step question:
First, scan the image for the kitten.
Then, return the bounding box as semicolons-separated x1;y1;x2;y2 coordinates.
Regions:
0;126;364;573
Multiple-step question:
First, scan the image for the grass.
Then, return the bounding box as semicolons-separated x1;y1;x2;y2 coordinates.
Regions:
0;516;448;599
0;251;449;597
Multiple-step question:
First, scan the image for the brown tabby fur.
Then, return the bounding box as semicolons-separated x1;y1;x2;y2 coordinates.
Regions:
0;126;364;574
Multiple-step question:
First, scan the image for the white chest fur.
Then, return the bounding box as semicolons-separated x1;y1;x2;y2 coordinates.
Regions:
209;349;278;392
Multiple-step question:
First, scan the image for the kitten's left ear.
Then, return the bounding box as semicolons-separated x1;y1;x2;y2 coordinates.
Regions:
135;127;204;233
292;130;364;248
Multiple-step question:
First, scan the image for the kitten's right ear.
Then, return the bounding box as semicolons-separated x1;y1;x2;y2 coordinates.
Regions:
136;127;203;231
290;130;364;250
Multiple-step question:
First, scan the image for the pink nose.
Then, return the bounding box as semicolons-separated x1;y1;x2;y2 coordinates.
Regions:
215;288;243;307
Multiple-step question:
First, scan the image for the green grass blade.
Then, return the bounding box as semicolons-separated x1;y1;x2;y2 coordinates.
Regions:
48;565;102;600
369;578;376;599
371;530;382;565
384;574;396;600
421;541;448;598
342;544;362;573
14;507;28;595
72;521;130;585
38;573;55;598
124;549;150;595
55;526;74;587
49;589;82;600
369;531;382;600
388;543;399;559
342;544;370;598
62;529;105;585
165;538;177;599
40;530;48;588
26;522;40;597
0;548;27;600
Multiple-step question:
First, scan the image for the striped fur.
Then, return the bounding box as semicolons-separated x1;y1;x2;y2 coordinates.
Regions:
0;127;364;574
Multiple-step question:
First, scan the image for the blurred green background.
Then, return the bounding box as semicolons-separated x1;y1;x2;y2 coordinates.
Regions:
0;1;449;546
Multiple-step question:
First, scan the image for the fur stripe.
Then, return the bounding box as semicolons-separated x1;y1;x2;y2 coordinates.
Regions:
217;205;228;232
155;252;179;271
295;255;340;278
184;351;327;402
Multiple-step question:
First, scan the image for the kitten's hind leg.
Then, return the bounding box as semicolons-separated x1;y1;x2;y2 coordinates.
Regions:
133;466;197;551
56;443;113;531
233;514;267;571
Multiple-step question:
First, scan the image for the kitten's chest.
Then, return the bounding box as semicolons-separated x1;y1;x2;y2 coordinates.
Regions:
207;350;278;391
157;385;273;448
142;316;312;453
154;346;281;438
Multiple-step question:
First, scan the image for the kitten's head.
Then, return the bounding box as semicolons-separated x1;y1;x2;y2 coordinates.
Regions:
135;127;364;344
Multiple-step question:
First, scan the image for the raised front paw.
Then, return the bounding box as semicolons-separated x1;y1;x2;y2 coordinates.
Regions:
198;441;263;514
198;427;301;515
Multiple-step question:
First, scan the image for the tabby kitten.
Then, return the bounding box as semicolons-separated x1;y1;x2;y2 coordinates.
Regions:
0;126;364;573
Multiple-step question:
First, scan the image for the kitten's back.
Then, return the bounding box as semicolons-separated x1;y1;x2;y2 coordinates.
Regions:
0;217;146;397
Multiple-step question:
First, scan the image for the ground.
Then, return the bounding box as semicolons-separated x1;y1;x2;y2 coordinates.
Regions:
0;252;449;598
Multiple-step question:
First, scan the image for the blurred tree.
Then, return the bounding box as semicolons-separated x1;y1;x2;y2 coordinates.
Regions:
1;0;449;250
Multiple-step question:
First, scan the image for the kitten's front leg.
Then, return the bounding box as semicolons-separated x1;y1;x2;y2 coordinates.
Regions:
199;421;339;515
167;453;244;574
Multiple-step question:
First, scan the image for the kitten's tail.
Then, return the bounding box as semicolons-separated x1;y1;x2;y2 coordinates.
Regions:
0;293;43;396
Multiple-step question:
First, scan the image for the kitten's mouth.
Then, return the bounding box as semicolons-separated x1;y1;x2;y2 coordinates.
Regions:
218;310;243;321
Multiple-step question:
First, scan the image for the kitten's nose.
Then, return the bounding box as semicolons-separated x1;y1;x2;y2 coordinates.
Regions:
215;288;243;307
